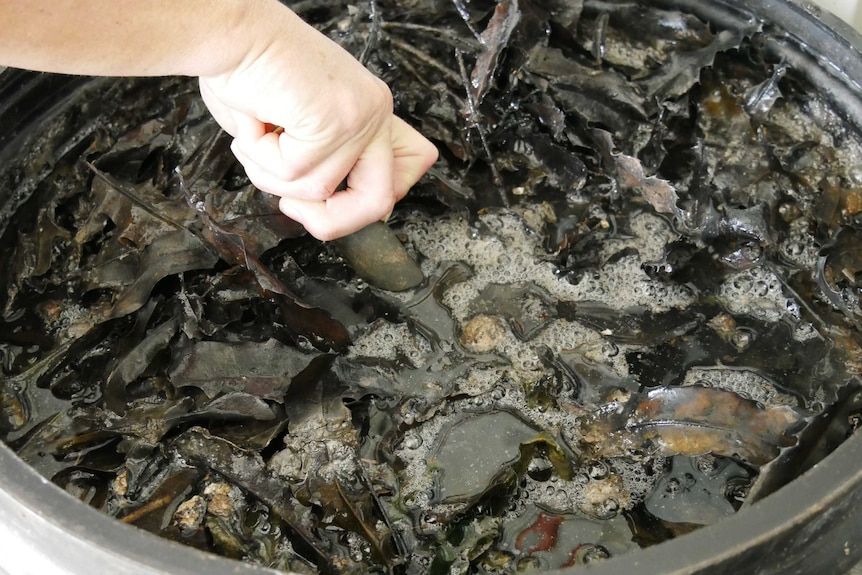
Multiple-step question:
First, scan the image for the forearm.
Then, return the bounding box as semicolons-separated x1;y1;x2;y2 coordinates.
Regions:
0;0;301;77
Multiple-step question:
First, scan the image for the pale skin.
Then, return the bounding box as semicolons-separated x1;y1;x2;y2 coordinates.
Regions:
0;0;439;240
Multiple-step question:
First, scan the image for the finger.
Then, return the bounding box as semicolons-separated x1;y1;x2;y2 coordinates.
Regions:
234;115;396;205
199;81;237;136
200;81;267;143
232;122;346;184
390;116;439;200
232;128;362;201
278;190;394;242
276;131;397;241
344;118;395;207
230;140;341;202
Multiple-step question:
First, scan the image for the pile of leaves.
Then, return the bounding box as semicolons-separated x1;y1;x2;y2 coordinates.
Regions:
2;0;862;573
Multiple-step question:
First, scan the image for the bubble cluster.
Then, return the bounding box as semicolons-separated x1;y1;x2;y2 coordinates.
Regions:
347;320;432;366
682;367;799;407
777;217;820;270
717;266;797;323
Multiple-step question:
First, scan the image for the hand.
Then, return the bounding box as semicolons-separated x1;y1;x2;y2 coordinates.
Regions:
198;7;438;241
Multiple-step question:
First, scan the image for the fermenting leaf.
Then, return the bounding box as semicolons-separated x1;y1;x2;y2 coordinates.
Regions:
2;338;81;441
579;386;806;466
191;392;275;422
526;45;648;135
177;172;350;352
470;282;557;341
171;427;342;573
107;229;218;319
469;0;521;107
502;506;634;569
644;455;749;526
104;317;179;413
432;410;538;503
641;28;752;103
593;129;681;216
169;339;320;401
433;516;501;575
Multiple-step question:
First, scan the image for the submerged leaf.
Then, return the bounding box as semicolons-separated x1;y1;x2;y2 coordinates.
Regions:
172;427;343;573
106;229;219;319
433;516;501;575
469;0;521;107
579;386;806;466
432;410;538;503
593;129;681;216
644;455;749;526
169;339;320;401
470;282;557;341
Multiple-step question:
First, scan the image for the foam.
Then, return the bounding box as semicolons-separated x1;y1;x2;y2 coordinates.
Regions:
717;266;798;323
682;366;799;407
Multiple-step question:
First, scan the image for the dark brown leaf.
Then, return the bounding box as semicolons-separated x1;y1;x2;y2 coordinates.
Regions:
169;339;321;401
470;0;521;107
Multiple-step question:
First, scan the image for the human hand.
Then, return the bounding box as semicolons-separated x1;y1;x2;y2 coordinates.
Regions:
198;5;437;241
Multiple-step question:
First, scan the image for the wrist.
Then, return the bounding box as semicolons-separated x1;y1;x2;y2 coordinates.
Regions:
189;0;305;79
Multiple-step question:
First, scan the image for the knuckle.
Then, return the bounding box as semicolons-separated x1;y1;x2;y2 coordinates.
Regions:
273;150;314;182
347;78;393;129
274;164;302;182
370;78;394;115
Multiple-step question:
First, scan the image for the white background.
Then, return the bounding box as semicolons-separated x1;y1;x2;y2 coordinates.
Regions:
811;0;862;30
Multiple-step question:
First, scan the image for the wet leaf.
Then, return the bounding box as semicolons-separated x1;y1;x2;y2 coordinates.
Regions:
515;510;563;554
176;171;350;352
526;45;648;135
625;313;845;405
302;476;395;565
470;282;557;341
169;339;321;401
192;392;275;422
4;1;862;569
641;27;754;103
106;397;195;446
172;427;343;573
469;0;521;107
104;317;179;414
432;410;538;503
579;386;806;466
819;227;862;294
105;229;218;319
572;301;703;346
502;506;634;569
593;129;681;215
432;516;501;575
743;63;787;119
405;261;473;348
644;455;750;526
517;432;576;481
2;338;81;441
118;466;202;533
746;380;862;503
